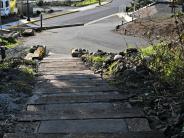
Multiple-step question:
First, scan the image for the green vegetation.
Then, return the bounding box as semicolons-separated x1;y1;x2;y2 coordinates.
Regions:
140;42;184;89
87;55;106;63
21;66;35;76
0;37;19;48
36;0;105;7
140;45;154;57
126;0;152;12
83;41;184;91
0;58;37;95
73;0;101;7
107;61;119;75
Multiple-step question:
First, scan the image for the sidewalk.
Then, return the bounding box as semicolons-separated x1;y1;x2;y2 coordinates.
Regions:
1;0;112;30
117;1;182;24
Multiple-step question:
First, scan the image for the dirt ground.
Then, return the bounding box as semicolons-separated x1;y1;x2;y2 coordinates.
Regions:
116;16;183;41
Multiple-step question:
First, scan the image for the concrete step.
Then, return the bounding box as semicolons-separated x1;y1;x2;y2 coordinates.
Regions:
4;131;165;138
27;92;132;105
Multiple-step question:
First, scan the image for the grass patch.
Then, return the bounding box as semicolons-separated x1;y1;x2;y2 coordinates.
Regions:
21;66;35;76
0;58;37;95
140;45;154;57
0;37;19;48
73;0;102;7
87;55;106;63
140;42;184;89
107;61;119;75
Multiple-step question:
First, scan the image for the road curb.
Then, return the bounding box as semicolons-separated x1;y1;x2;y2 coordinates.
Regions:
10;23;84;31
11;10;80;28
10;0;113;29
41;10;79;21
41;23;84;30
97;0;113;7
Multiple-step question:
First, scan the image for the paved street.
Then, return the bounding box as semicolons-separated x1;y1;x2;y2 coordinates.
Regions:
36;0;130;26
21;0;147;54
34;0;131;26
23;15;146;54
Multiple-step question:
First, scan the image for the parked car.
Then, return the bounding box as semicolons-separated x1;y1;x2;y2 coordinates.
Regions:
0;0;16;16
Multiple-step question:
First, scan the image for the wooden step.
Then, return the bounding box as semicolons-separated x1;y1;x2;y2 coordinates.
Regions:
33;86;117;94
36;80;109;88
19;109;144;121
27;92;132;104
37;74;101;80
39;71;100;76
40;63;84;68
19;102;144;121
4;131;165;138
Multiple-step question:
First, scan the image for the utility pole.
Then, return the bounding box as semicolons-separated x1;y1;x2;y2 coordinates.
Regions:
170;0;176;14
99;0;101;6
40;14;43;30
132;0;136;21
27;0;30;21
0;0;2;31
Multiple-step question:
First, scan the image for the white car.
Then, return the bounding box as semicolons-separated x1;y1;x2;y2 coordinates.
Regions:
0;0;10;16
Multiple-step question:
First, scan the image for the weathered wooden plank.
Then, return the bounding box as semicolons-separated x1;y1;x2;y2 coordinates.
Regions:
37;74;101;80
38;119;128;133
27;93;130;105
36;80;109;88
4;132;165;138
33;86;117;94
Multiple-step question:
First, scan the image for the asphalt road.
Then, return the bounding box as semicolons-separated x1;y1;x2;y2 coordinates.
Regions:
23;15;147;55
36;0;132;26
23;0;147;54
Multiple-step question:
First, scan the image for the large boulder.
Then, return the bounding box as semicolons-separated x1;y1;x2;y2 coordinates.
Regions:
71;48;88;57
93;49;106;56
103;55;114;68
33;46;46;60
71;48;80;57
114;54;123;61
25;45;46;60
126;48;139;57
22;29;35;37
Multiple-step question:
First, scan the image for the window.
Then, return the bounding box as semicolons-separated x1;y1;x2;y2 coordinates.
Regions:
0;1;3;8
6;1;9;8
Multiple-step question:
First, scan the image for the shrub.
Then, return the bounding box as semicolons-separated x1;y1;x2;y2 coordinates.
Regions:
87;55;106;63
140;42;184;89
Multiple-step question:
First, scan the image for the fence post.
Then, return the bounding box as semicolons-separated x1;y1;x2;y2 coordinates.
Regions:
0;0;2;32
40;14;43;30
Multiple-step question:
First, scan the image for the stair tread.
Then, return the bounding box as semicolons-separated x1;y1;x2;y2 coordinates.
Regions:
4;132;165;138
